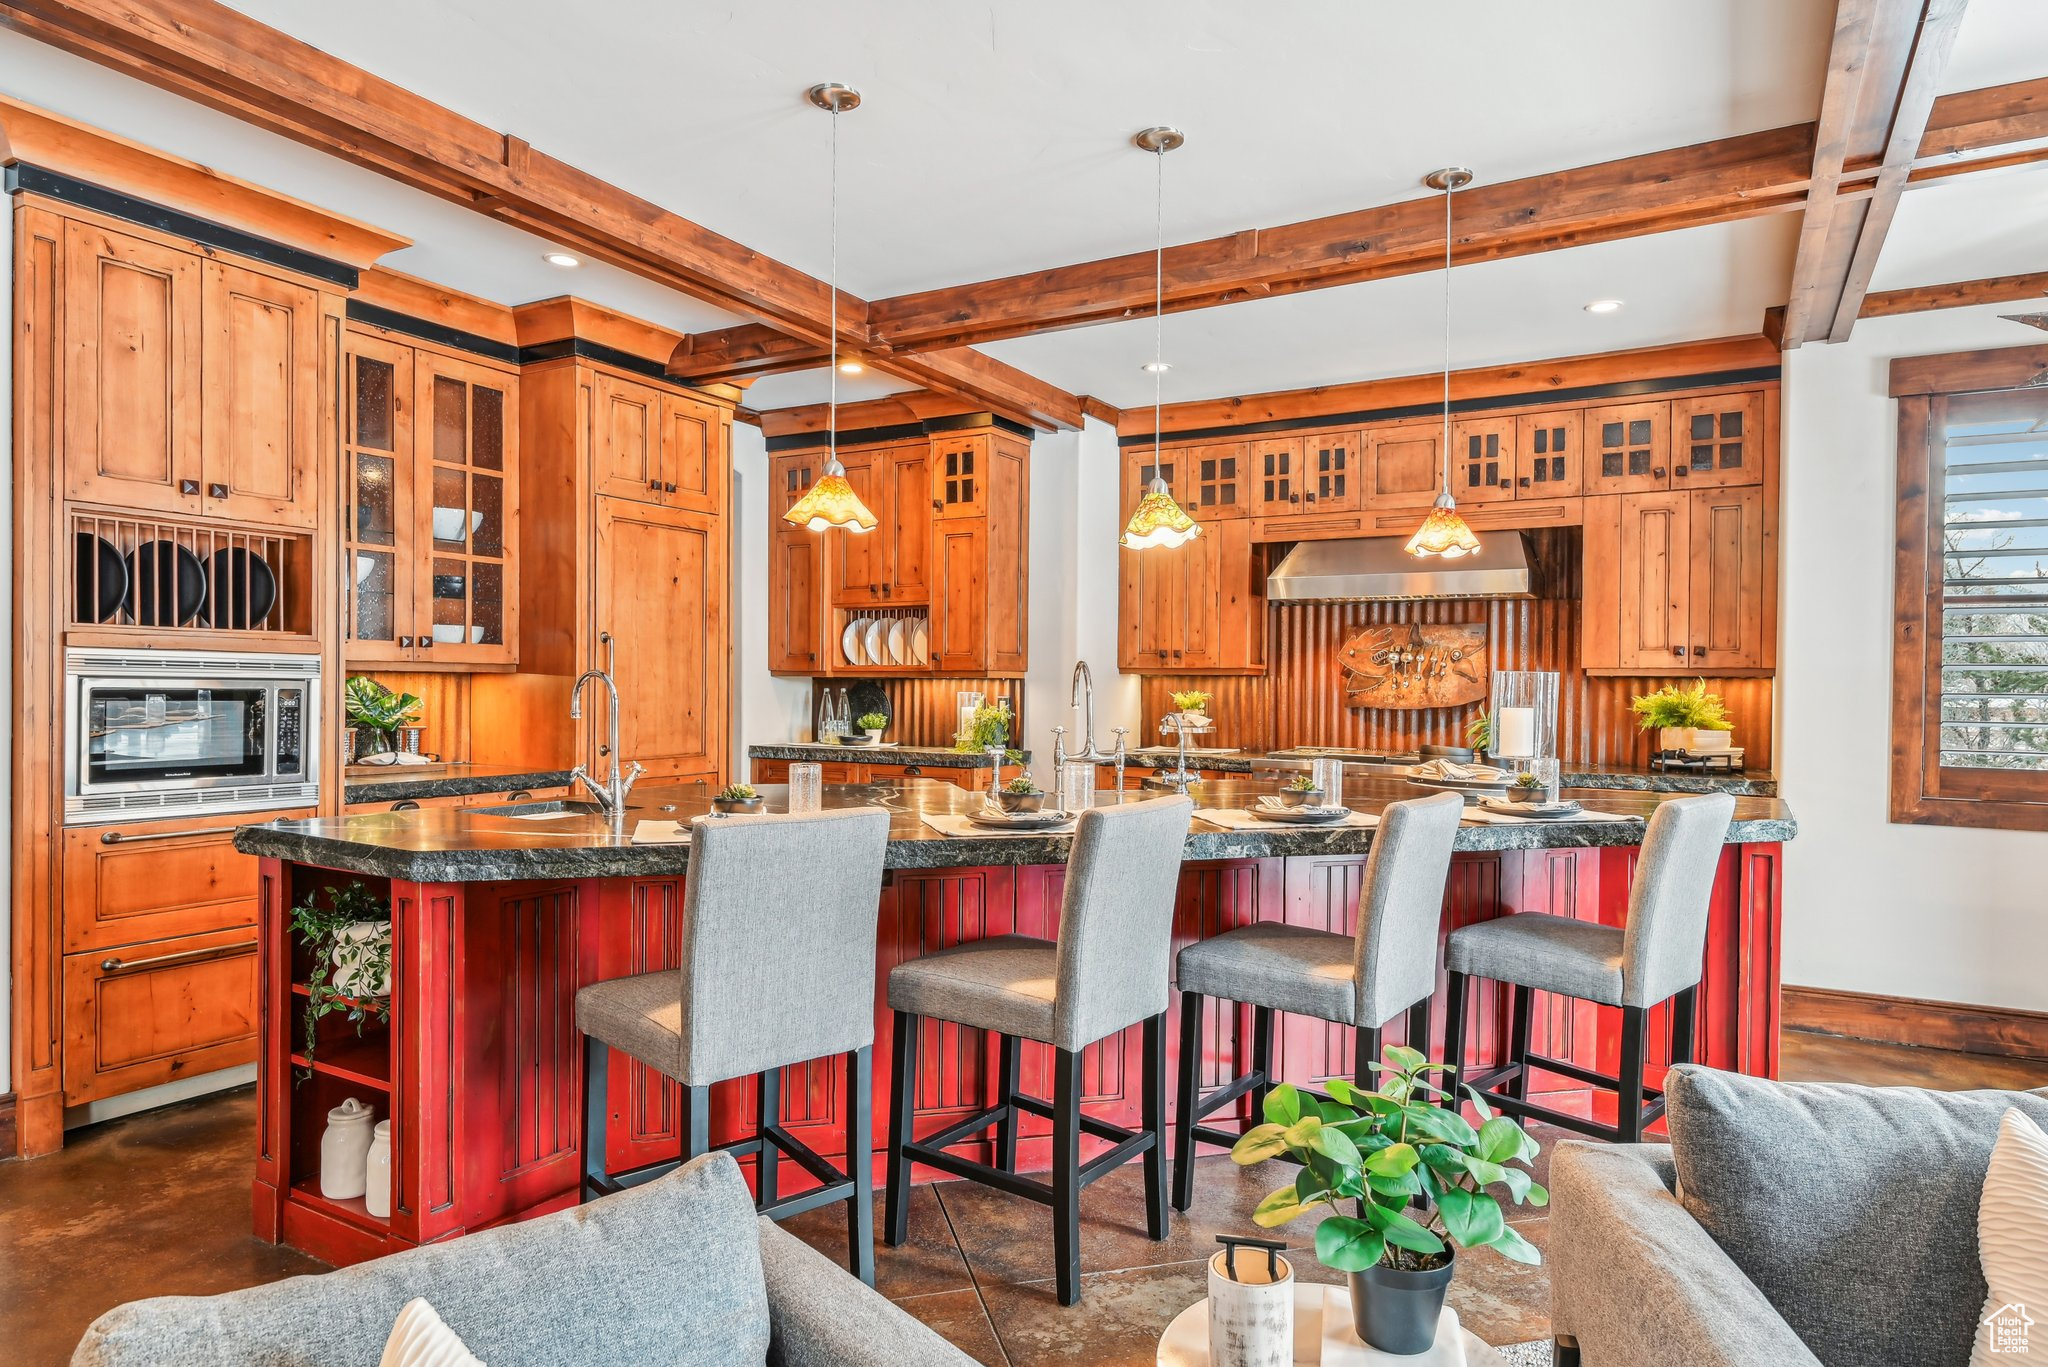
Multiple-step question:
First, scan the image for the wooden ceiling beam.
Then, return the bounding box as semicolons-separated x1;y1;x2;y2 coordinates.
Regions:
0;0;1082;428
1860;270;2048;317
1780;0;1883;349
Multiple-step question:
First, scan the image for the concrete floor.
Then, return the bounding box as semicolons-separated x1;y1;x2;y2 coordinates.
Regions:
4;1029;2043;1366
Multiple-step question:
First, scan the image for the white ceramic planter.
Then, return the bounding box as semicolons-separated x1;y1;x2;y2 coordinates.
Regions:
1688;727;1733;751
1657;727;1690;753
1206;1247;1295;1367
331;920;392;999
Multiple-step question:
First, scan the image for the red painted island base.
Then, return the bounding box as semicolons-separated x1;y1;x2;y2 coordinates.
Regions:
253;843;1782;1266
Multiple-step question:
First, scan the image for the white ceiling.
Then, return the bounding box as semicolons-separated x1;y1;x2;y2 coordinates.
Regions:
7;1;2045;415
1873;157;2048;292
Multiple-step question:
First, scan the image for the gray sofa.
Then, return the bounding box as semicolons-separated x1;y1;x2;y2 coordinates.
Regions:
74;1152;973;1367
1551;1063;2048;1367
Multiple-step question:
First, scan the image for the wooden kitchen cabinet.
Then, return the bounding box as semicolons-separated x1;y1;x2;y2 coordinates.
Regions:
343;330;519;668
768;452;825;673
1118;517;1264;674
61;811;309;953
62;220;323;529
1584;401;1673;495
1364;421;1446;509
1583;484;1773;672
1248;436;1304;516
930;435;1028;674
593;370;729;512
1672;392;1765;489
1302;430;1361;512
1450;417;1518;505
1516;410;1583;497
62;924;259;1104
829;440;929;608
1687;484;1771;669
1186;442;1252;519
595;496;727;781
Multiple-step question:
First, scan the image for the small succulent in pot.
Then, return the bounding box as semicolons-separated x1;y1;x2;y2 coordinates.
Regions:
1507;771;1547;804
855;711;888;745
996;772;1045;813
712;783;764;814
1279;772;1325;808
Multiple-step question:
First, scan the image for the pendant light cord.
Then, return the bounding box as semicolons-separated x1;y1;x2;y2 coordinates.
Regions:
1152;143;1165;483
1439;178;1452;495
828;103;840;467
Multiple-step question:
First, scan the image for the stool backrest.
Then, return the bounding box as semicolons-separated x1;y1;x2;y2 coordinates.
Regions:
676;806;892;1084
1050;794;1195;1052
1620;792;1736;1007
1352;790;1465;1029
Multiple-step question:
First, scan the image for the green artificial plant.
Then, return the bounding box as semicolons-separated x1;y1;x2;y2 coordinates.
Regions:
1465;705;1492;754
344;676;423;735
715;783;758;802
290;880;391;1079
1628;679;1734;733
1171;690;1212;713
953;703;1015;754
857;712;889;732
1003;772;1042;795
1232;1045;1546;1274
1285;773;1322;793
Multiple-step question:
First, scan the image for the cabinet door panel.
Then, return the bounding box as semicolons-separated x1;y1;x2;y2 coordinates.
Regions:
1585;402;1672;495
1119;541;1182;671
934;522;989;672
592;372;665;502
1365;423;1444;508
1617;492;1690;670
63;811;309;953
1672;393;1765;490
62;926;257;1103
663;395;722;511
933;434;988;519
1302;430;1361;512
62;221;204;515
202;262;321;528
596;499;726;780
1248;437;1304;517
1450;418;1517;505
827;449;886;607
885;445;932;604
1689;486;1766;669
985;441;1029;674
1187;442;1251;519
1515;411;1583;498
769;531;822;673
343;335;418;662
413;353;519;666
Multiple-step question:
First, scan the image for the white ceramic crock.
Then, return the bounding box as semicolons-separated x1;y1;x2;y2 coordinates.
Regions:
320;1097;375;1200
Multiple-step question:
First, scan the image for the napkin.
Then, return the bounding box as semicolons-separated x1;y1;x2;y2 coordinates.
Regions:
1410;759;1511;782
630;819;691;844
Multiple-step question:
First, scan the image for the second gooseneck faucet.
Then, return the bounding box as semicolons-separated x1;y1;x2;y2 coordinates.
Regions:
568;631;644;832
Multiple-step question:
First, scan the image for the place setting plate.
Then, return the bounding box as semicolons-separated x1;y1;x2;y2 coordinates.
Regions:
1248;797;1354;825
964;806;1075;831
1475;795;1583;818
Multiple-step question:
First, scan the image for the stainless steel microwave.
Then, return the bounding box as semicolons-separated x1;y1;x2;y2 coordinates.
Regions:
65;648;321;824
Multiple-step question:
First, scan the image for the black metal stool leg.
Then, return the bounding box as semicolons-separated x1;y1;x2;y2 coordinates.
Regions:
1404;998;1432;1061
1249;1006;1274;1123
1052;1046;1084;1306
1142;1012;1169;1241
1172;990;1204;1213
756;1066;781;1208
846;1045;875;1285
884;1010;918;1247
994;1033;1021;1172
683;1084;710;1161
1505;985;1533;1102
581;1035;609;1201
1670;985;1698;1066
1617;1005;1647;1144
1354;1023;1383;1085
1441;972;1469;1112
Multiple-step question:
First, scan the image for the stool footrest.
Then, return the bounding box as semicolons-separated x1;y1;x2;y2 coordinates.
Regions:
901;1096;1154;1209
1469;1085;1667;1143
1509;1051;1666;1101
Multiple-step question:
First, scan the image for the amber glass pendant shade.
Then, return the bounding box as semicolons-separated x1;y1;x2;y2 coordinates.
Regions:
783;457;877;534
1121;476;1200;550
1405;491;1481;559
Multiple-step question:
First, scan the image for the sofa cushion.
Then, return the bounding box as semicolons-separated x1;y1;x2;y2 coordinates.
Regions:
73;1152;771;1367
1664;1065;2048;1367
1972;1108;2048;1366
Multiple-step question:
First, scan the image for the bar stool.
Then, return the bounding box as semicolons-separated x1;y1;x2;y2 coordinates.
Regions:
577;805;891;1282
1441;791;1735;1143
1170;790;1464;1212
883;794;1195;1307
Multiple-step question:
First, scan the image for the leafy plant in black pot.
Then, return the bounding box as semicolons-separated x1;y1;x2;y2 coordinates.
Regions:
345;676;423;762
1232;1046;1545;1355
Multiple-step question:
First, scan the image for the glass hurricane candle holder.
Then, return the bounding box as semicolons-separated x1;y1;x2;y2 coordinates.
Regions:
788;762;823;814
1488;671;1559;783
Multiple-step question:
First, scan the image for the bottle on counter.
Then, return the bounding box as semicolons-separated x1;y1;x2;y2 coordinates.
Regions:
320;1097;375;1200
364;1119;392;1218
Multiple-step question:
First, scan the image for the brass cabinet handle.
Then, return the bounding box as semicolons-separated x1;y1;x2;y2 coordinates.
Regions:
101;824;244;845
101;941;255;976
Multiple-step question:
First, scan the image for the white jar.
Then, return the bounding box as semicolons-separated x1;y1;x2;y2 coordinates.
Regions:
320;1097;375;1200
363;1119;392;1218
331;921;391;998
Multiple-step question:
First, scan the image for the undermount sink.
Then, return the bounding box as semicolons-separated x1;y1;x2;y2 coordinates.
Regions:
470;798;610;818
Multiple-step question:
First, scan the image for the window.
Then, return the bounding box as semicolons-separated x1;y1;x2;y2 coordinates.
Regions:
1891;342;2048;828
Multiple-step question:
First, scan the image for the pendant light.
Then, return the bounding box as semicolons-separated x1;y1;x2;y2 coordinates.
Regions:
1405;167;1482;559
1121;126;1200;551
783;82;878;535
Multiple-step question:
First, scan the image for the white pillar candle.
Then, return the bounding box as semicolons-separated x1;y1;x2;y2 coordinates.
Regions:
1495;705;1536;759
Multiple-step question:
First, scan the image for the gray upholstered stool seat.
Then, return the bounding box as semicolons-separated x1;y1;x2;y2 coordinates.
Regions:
1171;790;1465;1215
578;805;891;1284
885;935;1058;1042
1443;913;1625;1007
1441;791;1736;1146
1175;923;1358;1023
885;795;1196;1309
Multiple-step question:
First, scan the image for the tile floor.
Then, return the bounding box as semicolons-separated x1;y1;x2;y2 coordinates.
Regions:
2;1029;2041;1366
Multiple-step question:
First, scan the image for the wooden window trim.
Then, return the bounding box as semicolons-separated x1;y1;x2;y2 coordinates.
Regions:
1890;343;2048;830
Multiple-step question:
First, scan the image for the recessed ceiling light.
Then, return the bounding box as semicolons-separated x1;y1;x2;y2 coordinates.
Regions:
838;361;865;374
1584;298;1623;314
541;250;582;269
1142;360;1172;373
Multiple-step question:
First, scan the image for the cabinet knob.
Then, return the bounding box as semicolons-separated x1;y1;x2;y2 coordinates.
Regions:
599;744;610;757
397;635;414;649
932;499;943;511
392;800;421;811
1671;646;1685;658
419;634;433;650
1653;467;1667;479
1674;466;1690;477
1291;494;1301;504
649;479;661;491
1517;477;1530;488
1692;646;1706;656
208;483;229;500
179;479;200;496
664;482;677;493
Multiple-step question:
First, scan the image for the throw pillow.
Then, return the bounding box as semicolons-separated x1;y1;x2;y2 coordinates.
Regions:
1973;1108;2048;1365
381;1298;484;1367
1664;1064;2048;1367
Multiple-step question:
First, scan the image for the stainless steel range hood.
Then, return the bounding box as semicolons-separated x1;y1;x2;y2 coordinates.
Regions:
1267;533;1532;602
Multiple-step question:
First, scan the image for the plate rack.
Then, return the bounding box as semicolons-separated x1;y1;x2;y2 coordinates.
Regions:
69;509;315;638
832;604;932;673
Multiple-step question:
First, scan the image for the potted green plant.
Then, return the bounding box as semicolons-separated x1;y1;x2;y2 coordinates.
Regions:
712;783;764;814
344;676;423;763
1464;705;1492;760
1233;1046;1545;1356
1171;690;1211;727
1279;772;1325;808
996;772;1044;814
290;881;392;1077
953;703;1013;754
1628;679;1735;754
1507;772;1546;804
855;711;889;746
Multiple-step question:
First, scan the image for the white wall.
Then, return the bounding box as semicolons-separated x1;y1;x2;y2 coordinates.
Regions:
1780;302;2048;1013
730;422;812;765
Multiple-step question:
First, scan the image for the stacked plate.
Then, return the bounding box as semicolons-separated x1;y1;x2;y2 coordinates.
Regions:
841;614;930;668
1249;796;1352;825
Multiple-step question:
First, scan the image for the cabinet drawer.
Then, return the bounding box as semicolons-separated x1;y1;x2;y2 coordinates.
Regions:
751;759;792;784
62;926;259;1103
62;809;311;953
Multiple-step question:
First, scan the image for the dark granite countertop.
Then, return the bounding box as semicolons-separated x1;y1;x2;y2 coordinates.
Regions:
344;763;576;805
1114;750;1776;797
237;777;1796;884
749;743;1030;769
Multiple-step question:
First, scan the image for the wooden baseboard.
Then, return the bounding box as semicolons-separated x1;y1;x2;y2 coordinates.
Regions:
1784;985;2048;1062
0;1092;16;1159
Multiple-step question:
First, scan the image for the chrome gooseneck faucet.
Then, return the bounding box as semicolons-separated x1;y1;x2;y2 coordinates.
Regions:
567;631;643;832
1070;660;1115;761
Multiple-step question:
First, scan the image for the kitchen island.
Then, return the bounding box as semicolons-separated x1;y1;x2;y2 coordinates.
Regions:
238;778;1793;1265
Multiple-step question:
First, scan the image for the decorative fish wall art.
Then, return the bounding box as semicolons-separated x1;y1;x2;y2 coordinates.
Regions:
1338;622;1489;709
